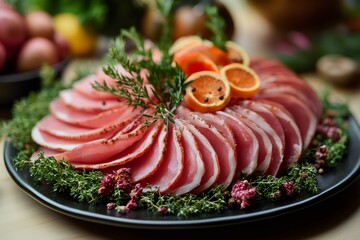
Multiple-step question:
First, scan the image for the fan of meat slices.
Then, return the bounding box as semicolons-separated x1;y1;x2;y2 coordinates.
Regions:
30;36;322;196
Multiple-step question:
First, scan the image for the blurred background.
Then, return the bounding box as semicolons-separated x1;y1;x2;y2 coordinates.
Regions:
0;0;360;113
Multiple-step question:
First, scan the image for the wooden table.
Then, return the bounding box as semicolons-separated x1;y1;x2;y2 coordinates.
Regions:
1;1;360;239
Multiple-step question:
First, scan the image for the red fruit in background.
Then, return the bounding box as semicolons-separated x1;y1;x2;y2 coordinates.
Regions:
0;1;14;11
25;11;54;39
53;31;70;60
0;41;6;72
0;7;27;60
16;37;59;72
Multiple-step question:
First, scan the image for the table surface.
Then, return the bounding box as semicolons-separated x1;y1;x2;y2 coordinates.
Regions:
1;1;360;239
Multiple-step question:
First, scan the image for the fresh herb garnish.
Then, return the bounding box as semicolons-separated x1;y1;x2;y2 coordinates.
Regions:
249;163;318;201
205;4;227;50
92;1;185;127
300;89;349;171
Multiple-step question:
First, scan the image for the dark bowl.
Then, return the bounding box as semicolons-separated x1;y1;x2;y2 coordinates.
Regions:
0;59;69;107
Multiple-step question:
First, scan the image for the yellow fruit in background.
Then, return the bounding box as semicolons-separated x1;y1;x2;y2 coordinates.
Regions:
53;13;97;57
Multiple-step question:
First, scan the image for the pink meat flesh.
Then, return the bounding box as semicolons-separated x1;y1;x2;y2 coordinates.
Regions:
168;119;205;195
142;124;184;193
216;110;259;176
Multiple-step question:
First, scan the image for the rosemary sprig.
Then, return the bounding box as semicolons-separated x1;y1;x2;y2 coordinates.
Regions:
92;21;185;126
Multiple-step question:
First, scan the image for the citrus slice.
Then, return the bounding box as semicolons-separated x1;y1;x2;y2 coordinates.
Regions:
184;71;231;112
174;51;218;76
220;63;260;99
169;35;203;55
225;41;250;66
174;40;229;66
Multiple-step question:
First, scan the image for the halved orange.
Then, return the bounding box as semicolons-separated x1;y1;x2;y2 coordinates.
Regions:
169;35;203;55
173;51;218;77
184;71;231;112
220;63;260;99
225;41;250;66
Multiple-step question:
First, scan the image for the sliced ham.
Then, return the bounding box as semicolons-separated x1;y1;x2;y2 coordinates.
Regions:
50;98;140;128
176;115;220;193
142;124;184;193
59;89;125;113
30;146;62;161
49;116;146;164
228;109;272;175
256;100;302;170
216;110;258;176
230;105;284;176
32;125;91;151
193;112;236;150
32;110;140;151
259;75;322;119
256;93;317;148
258;83;319;118
73;74;118;100
125;125;167;182
177;106;236;189
72;121;162;169
169;119;205;195
38;115;125;140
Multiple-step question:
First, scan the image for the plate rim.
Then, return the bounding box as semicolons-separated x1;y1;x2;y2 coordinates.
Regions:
3;114;360;229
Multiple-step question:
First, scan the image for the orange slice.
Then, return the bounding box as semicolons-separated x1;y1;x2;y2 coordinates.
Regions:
184;71;231;112
169;35;203;55
220;63;260;99
225;41;250;66
174;51;218;77
174;40;229;66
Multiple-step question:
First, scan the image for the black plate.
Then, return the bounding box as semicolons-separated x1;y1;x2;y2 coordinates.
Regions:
4;115;360;229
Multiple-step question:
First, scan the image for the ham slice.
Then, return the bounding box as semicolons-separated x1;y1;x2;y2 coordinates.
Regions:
259;75;322;119
30;146;62;161
168;119;205;195
177;106;236;189
73;74;118;100
193;112;236;150
256;100;302;170
142;124;184;193
230;105;284;176
59;89;125;113
38;114;130;140
32;125;91;151
257;93;317;148
49;116;146;164
228;108;272;174
125;125;168;182
72;121;162;169
180;119;219;193
50;98;139;129
216;110;258;176
258;83;319;118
